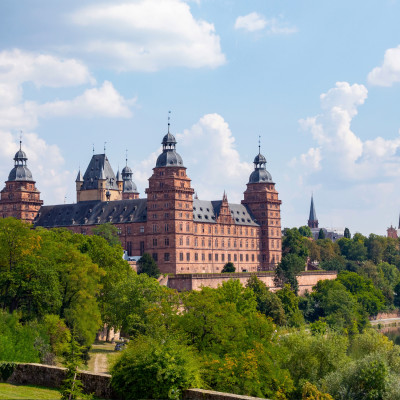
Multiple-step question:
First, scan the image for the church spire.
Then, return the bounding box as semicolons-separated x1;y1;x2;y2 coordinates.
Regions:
308;194;318;229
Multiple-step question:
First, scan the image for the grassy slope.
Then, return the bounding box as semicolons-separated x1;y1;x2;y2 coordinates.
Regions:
0;383;61;400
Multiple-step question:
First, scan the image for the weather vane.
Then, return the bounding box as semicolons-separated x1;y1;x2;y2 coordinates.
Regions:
20;130;23;150
125;149;128;166
92;144;95;155
168;110;171;133
104;142;107;153
258;135;261;154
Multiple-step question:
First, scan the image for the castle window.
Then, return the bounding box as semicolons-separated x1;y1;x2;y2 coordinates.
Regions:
222;239;225;247
208;253;212;261
164;194;168;199
234;240;237;248
214;227;218;234
186;253;190;261
140;226;144;233
195;253;198;261
221;227;224;234
179;223;183;231
228;227;230;234
202;253;205;261
194;238;198;247
127;241;132;256
153;213;157;219
194;225;197;233
159;182;164;188
127;227;132;234
215;239;218;248
208;239;212;247
272;240;274;248
179;212;183;218
234;254;237;262
117;228;121;235
186;237;190;245
186;223;190;232
152;253;158;261
165;203;169;208
165;237;169;246
164;253;170;261
164;224;169;232
228;254;231;261
221;254;225;262
180;253;184;261
140;241;145;255
215;253;218;261
227;239;230;247
179;237;183;245
201;238;205;246
208;226;211;233
153;238;158;246
240;254;243;262
246;254;249;262
152;224;157;233
252;254;255;262
240;240;242;248
181;172;184;176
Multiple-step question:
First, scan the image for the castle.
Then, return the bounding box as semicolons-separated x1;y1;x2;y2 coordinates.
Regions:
0;128;282;274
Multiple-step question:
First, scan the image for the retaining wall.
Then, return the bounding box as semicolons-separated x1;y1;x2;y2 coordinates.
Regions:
168;271;337;295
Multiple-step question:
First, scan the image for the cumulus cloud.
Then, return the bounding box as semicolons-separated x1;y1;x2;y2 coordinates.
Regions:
235;12;297;35
175;113;252;202
69;0;225;71
294;81;400;185
37;81;135;118
0;49;136;204
368;45;400;87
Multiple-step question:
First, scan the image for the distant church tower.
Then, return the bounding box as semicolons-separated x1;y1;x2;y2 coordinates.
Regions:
308;195;318;229
242;147;282;270
0;141;43;223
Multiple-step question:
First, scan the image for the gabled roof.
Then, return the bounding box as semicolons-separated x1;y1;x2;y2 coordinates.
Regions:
34;199;147;228
81;154;118;191
192;199;259;226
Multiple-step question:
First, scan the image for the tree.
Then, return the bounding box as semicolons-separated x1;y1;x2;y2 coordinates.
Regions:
276;285;304;327
92;223;121;247
318;229;326;240
344;227;351;239
299;226;313;238
282;228;309;259
111;335;201;399
137;253;160;278
274;254;305;293
222;262;235;273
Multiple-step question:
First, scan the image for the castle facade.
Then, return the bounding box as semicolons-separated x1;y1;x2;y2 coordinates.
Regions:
1;129;282;274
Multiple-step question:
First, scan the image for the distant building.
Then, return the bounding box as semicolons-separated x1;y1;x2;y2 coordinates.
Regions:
0;141;43;223
387;216;400;238
307;195;344;242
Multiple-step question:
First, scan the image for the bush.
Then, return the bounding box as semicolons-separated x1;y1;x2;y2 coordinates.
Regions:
222;262;235;273
111;335;201;399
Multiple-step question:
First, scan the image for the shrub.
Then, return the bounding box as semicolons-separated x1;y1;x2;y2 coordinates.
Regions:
111;335;201;399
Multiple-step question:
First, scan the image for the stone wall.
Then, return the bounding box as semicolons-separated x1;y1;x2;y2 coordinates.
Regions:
7;363;116;399
184;389;269;400
168;271;337;294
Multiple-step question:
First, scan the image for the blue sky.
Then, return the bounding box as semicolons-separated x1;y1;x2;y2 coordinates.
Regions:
1;0;400;235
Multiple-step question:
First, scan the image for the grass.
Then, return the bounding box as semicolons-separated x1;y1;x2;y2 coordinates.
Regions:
0;383;61;399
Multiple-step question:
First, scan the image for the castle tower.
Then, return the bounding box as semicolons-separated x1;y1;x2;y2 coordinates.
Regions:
76;154;122;202
242;148;282;270
145;128;194;274
0;141;43;223
121;159;139;200
308;195;318;229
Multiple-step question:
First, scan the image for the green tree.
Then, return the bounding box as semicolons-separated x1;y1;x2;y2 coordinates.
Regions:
282;228;309;259
318;229;326;239
344;227;351;239
91;222;120;247
137;253;160;278
246;275;286;325
276;284;304;327
274;254;305;293
221;262;235;273
111;335;202;400
299;225;313;238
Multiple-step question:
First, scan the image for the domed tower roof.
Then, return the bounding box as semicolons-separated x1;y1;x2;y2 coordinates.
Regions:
248;146;273;184
8;141;34;182
122;159;139;194
156;124;184;168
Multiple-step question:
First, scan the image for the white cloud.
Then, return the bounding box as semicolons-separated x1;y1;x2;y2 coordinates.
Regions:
176;113;252;202
0;49;95;88
235;12;267;32
368;45;400;87
235;12;297;35
294;81;400;186
37;81;135;119
69;0;225;71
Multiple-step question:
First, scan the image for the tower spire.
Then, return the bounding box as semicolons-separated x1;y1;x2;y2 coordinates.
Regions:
308;194;318;229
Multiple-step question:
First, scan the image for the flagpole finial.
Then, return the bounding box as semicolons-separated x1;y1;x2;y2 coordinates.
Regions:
258;135;261;154
168;110;171;133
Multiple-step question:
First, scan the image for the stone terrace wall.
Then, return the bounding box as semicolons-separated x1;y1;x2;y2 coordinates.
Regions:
7;363;116;399
168;271;337;294
184;389;269;400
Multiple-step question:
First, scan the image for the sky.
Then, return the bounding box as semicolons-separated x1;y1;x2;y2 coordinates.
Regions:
1;0;400;235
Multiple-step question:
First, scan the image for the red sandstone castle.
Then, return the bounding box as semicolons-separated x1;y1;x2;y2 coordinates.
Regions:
0;129;282;274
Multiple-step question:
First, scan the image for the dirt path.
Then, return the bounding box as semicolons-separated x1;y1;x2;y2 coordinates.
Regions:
92;352;109;374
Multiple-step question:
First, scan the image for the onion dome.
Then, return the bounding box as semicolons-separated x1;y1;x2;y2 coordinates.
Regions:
8;141;34;182
248;150;273;184
156;130;184;167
